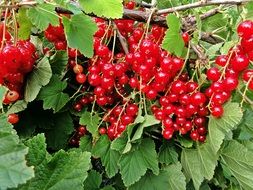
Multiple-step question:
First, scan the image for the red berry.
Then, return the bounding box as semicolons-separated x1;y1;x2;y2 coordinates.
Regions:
8;113;19;124
242;69;253;82
99;127;107;135
163;127;174;140
211;105;224;117
182;32;190;44
230;55;249;72
76;73;87;84
215;55;228;67
206;67;221;81
190;130;199;141
6;90;19;102
237;20;253;39
73;64;84;74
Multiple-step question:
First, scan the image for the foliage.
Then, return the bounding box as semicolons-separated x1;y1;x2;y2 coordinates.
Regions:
1;0;253;190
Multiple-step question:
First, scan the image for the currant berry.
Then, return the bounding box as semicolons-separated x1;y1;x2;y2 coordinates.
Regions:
8;113;19;124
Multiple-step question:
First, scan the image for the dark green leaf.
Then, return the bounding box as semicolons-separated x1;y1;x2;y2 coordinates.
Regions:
38;75;69;113
50;51;68;76
24;57;52;102
19;134;91;190
92;135;120;178
46;112;74;150
83;170;102;190
80;112;100;138
118;138;159;187
129;162;186;190
62;14;98;58
0;115;34;190
158;141;178;164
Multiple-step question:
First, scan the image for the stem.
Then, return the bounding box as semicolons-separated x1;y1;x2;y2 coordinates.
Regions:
156;0;250;15
11;0;18;45
240;76;253;107
0;7;9;51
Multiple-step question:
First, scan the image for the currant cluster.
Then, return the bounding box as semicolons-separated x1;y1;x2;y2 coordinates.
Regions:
44;22;87;84
69;125;87;146
0;40;37;104
205;20;253;117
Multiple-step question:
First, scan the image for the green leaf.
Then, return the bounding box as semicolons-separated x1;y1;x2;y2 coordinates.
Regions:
79;0;123;19
19;134;91;190
46;112;74;150
129;162;186;190
80;112;101;138
92;135;120;178
162;14;185;57
158;141;178;164
111;132;128;152
50;51;68;76
221;140;253;190
181;142;218;190
7;100;28;114
0;115;34;190
131;114;160;142
17;8;32;40
27;4;59;30
118;138;159;187
37;75;69;113
207;102;243;153
24;57;52;102
62;14;98;58
0;86;7;109
83;170;102;190
80;136;93;152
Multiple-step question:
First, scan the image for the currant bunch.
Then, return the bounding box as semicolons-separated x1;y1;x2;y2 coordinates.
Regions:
0;40;37;104
205;20;253;117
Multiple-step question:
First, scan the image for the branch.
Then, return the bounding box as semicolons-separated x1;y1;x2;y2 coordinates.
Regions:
157;0;251;15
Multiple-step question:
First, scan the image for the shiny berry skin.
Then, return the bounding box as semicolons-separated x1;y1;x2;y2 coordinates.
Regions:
73;64;84;74
182;32;190;44
190;130;199;141
76;73;87;84
126;104;138;116
248;80;253;90
6;90;19;102
223;77;238;91
163;117;173;128
146;89;157;100
171;80;186;95
163;127;174;140
230;54;249;72
99;127;107;135
241;35;253;53
242;69;253;82
206;67;221;81
197;126;207;135
8;113;19;124
199;135;206;142
190;92;207;106
215;55;228;67
237;20;253;39
211;105;224;117
73;103;83;112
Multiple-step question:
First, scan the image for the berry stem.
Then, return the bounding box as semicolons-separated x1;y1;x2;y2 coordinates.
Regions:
240;76;253;107
0;7;9;51
11;0;18;46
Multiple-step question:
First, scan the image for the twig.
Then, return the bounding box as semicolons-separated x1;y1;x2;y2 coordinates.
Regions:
113;23;129;54
156;0;251;15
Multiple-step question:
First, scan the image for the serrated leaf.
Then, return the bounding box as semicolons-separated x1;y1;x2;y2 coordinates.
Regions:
162;14;185;57
17;8;32;40
46;112;74;150
221;140;253;190
131;114;160;142
92;135;120;178
207;102;243;153
27;4;59;30
118;138;159;187
62;14;97;58
80;136;93;152
79;0;123;19
25;57;52;102
83;170;102;190
19;134;91;190
181;142;218;190
129;162;186;190
158;141;178;164
50;51;68;76
37;75;69;113
7;100;27;114
111;132;128;152
80;112;100;138
0;115;34;190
